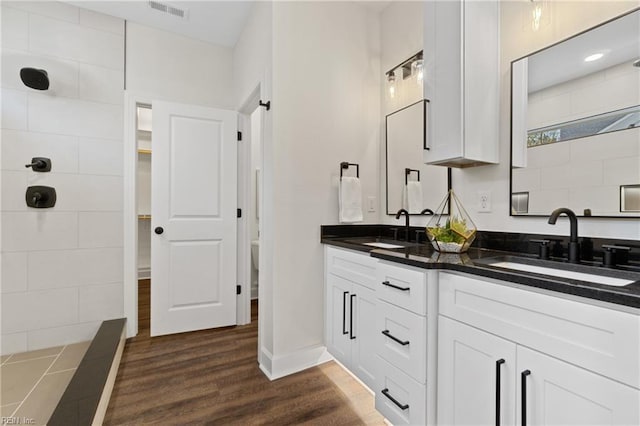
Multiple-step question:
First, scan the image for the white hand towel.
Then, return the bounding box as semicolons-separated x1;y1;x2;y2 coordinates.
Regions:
404;181;423;214
339;177;363;223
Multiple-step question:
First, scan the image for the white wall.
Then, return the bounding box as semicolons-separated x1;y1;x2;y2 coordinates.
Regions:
267;0;380;370
405;1;640;240
1;1;125;354
126;22;234;108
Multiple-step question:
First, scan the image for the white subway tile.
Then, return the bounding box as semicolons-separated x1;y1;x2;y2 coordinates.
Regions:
528;188;569;215
571;130;640;163
1;212;78;252
1;129;79;173
0;332;27;356
526;141;571;168
1;88;28;130
569;160;603;188
78;63;123;105
78;212;123;248
1;171;28;212
78;138;123;176
28;247;123;290
1;6;28;51
539;165;569;190
79;8;124;36
7;1;79;23
569;186;619;216
78;282;123;322
1;48;79;97
27;321;100;352
29;14;123;70
1;252;28;293
1;288;78;334
76;175;123;211
603;156;640;186
28;93;123;139
511;167;540;192
26;172;78;211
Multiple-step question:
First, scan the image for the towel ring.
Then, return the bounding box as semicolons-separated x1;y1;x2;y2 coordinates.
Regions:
340;162;359;179
405;168;420;185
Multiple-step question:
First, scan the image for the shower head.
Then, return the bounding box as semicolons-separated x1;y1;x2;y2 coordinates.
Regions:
20;67;49;90
633;59;640;68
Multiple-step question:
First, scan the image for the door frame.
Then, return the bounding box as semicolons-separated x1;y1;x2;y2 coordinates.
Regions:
123;91;250;337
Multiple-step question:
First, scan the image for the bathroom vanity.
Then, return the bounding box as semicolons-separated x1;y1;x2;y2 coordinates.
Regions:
322;227;640;426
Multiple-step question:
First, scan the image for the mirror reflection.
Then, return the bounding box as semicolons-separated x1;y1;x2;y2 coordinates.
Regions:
511;9;640;217
386;100;450;215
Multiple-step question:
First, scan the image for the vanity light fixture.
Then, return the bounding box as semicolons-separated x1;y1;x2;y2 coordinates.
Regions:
385;51;424;98
584;53;604;62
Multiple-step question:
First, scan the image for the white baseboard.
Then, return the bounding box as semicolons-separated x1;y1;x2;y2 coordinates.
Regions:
138;267;150;280
258;345;332;380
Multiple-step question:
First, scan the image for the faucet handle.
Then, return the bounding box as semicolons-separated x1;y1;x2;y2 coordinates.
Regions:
602;245;631;267
530;239;550;260
415;229;426;243
389;227;399;241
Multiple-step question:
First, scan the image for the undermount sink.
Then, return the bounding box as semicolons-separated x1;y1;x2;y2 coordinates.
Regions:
362;242;407;249
478;256;638;287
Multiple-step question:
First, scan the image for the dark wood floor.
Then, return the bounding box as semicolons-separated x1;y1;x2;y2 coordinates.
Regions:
104;280;383;425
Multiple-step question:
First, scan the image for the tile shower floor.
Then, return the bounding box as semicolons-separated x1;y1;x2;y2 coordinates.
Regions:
1;341;90;425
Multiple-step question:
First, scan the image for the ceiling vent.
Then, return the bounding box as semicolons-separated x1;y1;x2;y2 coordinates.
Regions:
148;1;188;19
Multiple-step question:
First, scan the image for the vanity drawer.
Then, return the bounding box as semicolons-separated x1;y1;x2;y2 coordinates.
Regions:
375;356;426;426
376;300;427;383
376;261;427;315
439;271;640;389
325;246;378;290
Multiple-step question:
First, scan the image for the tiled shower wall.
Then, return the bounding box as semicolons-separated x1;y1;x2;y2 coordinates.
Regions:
1;2;125;355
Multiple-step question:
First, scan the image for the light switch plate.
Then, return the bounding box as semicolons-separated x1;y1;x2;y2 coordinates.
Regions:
367;196;376;212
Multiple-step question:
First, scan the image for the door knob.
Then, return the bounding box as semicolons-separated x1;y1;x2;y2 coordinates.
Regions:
154;227;164;235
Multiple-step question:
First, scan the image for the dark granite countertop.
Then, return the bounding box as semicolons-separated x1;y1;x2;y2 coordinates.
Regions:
321;233;640;310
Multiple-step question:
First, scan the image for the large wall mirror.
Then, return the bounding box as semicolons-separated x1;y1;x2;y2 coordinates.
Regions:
386;100;450;215
510;8;640;217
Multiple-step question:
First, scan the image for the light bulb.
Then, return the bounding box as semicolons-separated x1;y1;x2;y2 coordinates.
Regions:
387;71;396;98
412;59;424;82
531;2;542;31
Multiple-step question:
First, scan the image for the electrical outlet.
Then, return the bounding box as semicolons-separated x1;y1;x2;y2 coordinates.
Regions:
478;190;491;213
367;196;376;213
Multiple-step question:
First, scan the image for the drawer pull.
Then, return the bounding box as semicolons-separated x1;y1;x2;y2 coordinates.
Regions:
382;280;410;291
381;388;409;410
349;294;356;340
521;370;531;426
496;359;505;426
342;291;349;335
382;330;410;346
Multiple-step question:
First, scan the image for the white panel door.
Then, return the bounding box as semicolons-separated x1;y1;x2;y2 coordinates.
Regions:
151;101;237;336
326;274;352;366
517;346;639;426
351;284;377;391
438;316;517;426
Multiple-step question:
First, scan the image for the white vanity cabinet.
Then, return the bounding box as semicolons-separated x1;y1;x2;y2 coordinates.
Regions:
374;261;430;426
324;246;378;391
438;272;640;426
423;0;499;167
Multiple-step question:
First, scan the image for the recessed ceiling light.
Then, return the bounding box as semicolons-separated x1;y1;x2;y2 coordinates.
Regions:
584;53;604;62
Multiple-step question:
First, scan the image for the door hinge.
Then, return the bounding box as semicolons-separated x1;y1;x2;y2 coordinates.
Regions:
237;208;242;218
236;285;242;295
237;131;242;141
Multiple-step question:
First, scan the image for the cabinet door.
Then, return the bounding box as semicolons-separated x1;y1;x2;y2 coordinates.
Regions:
438;316;516;426
326;274;352;367
517;346;639;426
351;284;377;391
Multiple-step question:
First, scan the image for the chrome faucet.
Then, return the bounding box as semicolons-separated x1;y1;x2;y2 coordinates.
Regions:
548;207;580;263
395;209;410;242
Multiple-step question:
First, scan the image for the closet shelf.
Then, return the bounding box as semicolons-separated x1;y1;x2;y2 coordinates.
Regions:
138;148;152;155
138;214;152;220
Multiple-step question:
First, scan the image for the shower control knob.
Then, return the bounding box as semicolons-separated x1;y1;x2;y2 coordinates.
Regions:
154;227;164;235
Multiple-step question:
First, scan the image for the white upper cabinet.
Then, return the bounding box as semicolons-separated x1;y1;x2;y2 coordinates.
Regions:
423;0;500;167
